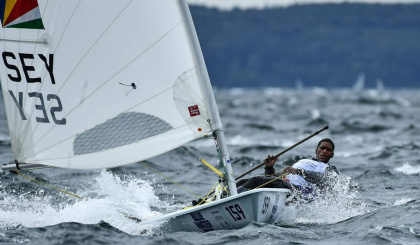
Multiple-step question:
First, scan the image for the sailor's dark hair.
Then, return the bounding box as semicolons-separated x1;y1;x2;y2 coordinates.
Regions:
317;138;335;151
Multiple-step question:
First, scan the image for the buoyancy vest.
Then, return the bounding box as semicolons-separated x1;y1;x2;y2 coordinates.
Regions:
286;159;328;194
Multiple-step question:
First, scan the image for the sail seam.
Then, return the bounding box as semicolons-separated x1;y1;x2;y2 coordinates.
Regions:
0;38;48;44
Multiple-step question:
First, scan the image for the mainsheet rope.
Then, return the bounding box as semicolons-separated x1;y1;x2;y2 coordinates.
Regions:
253;171;290;189
10;170;86;200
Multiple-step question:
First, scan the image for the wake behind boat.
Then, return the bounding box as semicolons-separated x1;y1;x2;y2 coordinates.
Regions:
0;0;293;232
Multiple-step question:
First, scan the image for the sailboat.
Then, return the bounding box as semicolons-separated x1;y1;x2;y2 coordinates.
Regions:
0;0;293;232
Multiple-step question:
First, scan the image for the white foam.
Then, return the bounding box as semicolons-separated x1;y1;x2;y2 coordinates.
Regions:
310;109;321;119
393;197;413;206
228;135;254;146
295;176;371;224
335;144;383;158
227;135;295;149
262;87;284;95
229;87;246;95
0;170;172;235
394;163;420;175
0;134;10;141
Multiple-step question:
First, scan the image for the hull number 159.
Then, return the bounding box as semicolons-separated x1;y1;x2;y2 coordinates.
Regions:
225;204;246;221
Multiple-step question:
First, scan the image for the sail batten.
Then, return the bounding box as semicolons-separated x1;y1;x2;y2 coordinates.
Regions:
0;37;48;44
0;0;222;169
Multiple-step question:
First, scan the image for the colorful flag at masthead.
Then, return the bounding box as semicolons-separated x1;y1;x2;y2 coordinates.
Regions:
0;0;44;29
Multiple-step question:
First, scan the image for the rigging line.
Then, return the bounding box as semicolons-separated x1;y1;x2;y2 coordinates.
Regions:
138;161;203;200
245;166;290;190
182;146;224;178
268;170;289;178
10;170;86;200
32;21;184;152
253;173;289;190
182;180;219;210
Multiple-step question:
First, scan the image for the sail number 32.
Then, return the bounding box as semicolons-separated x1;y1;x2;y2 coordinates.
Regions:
2;52;66;125
225;204;246;221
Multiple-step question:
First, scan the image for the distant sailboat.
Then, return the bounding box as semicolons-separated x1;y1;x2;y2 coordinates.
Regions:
0;0;293;232
352;73;365;91
376;79;385;92
295;79;304;91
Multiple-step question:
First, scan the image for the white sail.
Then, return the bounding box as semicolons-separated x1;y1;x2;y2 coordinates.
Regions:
0;0;222;169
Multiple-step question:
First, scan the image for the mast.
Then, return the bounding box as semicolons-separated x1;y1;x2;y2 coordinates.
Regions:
213;130;238;195
177;0;238;195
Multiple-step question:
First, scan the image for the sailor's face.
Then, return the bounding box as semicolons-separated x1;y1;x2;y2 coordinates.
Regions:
315;142;334;163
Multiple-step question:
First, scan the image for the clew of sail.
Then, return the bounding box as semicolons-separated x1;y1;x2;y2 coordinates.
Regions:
0;0;222;169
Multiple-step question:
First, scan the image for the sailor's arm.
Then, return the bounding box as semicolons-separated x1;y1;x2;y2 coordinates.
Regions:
283;166;339;187
300;166;339;187
264;165;276;176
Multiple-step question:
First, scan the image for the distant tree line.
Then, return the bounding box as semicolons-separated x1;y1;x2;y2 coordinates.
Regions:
190;4;420;88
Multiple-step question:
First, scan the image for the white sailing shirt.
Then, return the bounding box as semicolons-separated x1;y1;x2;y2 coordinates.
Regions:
286;159;329;193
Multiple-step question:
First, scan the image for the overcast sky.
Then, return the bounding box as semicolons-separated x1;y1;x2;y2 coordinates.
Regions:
187;0;420;10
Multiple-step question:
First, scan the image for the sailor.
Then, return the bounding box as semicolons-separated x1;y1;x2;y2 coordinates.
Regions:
236;138;339;201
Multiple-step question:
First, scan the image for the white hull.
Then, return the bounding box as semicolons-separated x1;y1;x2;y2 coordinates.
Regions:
142;188;294;232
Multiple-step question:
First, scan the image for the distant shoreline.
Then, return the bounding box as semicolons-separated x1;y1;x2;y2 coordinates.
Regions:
187;0;420;11
191;3;420;88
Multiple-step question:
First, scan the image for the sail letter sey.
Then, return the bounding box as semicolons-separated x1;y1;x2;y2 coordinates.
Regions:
2;52;55;84
2;51;66;125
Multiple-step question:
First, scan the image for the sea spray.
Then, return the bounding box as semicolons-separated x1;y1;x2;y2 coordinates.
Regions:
71;169;169;235
0;170;169;235
394;162;420;175
295;176;371;224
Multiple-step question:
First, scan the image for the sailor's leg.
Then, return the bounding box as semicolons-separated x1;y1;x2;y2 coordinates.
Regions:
237;186;249;193
236;178;249;187
239;176;293;190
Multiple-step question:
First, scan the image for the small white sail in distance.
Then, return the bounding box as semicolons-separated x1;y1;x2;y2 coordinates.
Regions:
0;0;222;169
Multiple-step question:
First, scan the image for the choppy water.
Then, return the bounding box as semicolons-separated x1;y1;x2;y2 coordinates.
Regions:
1;88;420;244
